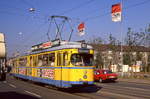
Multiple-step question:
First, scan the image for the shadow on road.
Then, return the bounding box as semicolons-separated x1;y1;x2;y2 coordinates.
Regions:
60;85;102;93
0;91;40;99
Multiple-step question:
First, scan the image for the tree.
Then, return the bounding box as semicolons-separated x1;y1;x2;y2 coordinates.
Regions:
144;24;150;47
88;36;104;69
109;33;116;45
123;54;131;65
125;27;137;71
88;36;104;44
125;25;150;72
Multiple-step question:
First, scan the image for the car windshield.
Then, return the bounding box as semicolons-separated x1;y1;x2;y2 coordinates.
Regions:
103;70;113;74
71;54;93;66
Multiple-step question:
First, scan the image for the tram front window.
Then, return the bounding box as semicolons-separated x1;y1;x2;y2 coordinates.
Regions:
71;54;93;66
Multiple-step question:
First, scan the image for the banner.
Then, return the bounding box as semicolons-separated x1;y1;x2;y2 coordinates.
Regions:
78;22;85;36
111;3;122;22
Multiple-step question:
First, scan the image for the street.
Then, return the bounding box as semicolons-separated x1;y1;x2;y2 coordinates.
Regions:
0;75;150;99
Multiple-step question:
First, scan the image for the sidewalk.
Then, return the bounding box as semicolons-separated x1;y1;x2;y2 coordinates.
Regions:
117;78;150;84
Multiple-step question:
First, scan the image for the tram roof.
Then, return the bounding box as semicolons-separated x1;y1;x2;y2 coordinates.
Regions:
30;41;93;54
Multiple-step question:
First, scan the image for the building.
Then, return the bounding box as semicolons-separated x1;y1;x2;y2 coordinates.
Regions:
92;44;150;72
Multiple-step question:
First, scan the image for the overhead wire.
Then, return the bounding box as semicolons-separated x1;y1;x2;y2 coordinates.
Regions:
8;0;150;54
0;10;27;17
125;0;150;9
81;0;150;22
22;0;35;8
18;20;49;49
59;0;95;15
19;0;47;21
0;0;46;22
21;0;95;45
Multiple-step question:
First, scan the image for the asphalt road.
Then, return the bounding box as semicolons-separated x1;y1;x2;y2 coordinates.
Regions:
0;75;150;99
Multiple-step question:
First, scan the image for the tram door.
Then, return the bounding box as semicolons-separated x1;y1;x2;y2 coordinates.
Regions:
57;52;62;86
57;52;68;87
27;56;33;76
32;56;37;77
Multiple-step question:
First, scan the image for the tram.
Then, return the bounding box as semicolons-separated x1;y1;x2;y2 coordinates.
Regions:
11;40;95;88
0;33;6;81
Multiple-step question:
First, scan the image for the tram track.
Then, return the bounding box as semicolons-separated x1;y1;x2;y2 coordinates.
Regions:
6;76;150;99
7;76;109;99
96;83;150;99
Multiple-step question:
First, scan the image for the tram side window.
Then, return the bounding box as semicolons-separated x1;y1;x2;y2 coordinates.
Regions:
38;55;43;66
13;60;17;67
19;58;27;67
48;53;55;66
43;54;49;66
37;53;55;66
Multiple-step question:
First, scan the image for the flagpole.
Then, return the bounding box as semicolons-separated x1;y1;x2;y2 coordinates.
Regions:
120;0;123;73
112;1;123;72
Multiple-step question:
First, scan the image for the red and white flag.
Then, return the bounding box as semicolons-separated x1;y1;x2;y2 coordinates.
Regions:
111;3;122;22
78;22;85;36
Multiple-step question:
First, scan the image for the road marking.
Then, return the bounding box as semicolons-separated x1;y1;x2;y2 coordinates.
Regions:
124;86;150;92
9;84;16;88
99;91;145;99
97;83;150;92
25;90;41;98
3;81;7;83
119;81;150;85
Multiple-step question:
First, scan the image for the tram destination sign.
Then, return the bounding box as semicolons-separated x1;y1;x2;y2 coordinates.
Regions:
31;39;60;52
78;48;89;53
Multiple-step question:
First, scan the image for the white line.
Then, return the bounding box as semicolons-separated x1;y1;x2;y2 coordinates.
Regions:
124;86;150;92
25;90;41;98
2;81;7;83
9;84;16;88
97;83;150;92
100;91;145;99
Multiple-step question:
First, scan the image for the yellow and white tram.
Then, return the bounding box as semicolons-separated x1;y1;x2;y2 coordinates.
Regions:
11;40;95;88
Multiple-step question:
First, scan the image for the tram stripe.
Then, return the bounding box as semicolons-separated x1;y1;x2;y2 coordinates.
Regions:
17;66;94;69
11;73;94;88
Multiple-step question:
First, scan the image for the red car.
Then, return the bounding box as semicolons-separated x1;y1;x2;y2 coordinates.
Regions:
94;69;118;83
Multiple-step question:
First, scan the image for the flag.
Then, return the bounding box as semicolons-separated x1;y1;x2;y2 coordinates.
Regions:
111;3;122;22
78;22;85;36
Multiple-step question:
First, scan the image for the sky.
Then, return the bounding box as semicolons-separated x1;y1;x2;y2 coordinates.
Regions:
0;0;150;57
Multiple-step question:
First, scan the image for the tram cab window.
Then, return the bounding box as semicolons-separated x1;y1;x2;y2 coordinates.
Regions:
71;54;93;66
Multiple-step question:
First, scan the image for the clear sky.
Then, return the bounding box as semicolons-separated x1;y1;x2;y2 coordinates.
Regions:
0;0;150;57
